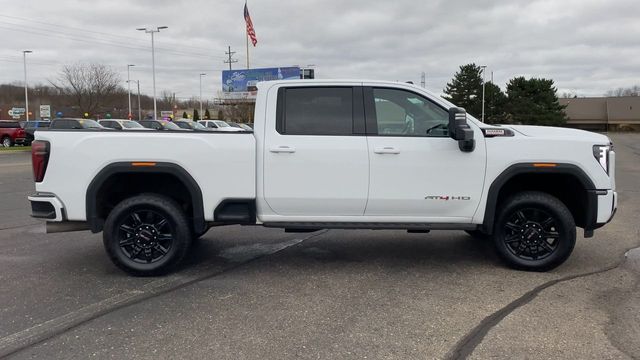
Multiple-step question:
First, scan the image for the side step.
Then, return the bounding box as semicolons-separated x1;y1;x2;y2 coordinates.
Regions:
265;222;479;231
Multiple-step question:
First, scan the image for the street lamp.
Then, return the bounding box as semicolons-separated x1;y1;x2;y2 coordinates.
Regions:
23;50;32;121
199;73;206;120
480;65;487;122
127;64;135;119
137;26;168;120
127;80;142;121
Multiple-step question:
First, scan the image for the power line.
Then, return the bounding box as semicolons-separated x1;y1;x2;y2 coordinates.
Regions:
0;22;229;61
0;14;229;57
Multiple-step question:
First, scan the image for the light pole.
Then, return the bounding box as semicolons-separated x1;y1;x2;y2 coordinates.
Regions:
480;65;487;122
23;50;32;121
199;73;206;120
127;80;142;120
127;64;135;118
137;26;168;120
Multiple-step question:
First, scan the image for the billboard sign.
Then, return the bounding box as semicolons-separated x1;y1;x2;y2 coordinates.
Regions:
160;111;174;119
40;105;51;118
222;67;300;99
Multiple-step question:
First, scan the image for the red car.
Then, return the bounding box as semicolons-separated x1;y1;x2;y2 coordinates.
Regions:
0;121;27;147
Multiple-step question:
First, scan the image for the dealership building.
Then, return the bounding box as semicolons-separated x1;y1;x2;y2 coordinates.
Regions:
561;96;640;131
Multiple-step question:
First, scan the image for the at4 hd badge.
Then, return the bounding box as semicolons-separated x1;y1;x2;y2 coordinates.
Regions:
425;195;471;201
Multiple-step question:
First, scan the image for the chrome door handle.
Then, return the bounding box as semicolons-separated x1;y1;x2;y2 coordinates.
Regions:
373;146;400;154
270;145;296;153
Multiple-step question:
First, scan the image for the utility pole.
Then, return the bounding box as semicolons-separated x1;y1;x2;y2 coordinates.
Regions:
23;50;32;121
199;73;206;120
420;72;426;88
224;46;238;70
136;80;142;121
137;26;168;120
480;65;487;122
127;64;135;119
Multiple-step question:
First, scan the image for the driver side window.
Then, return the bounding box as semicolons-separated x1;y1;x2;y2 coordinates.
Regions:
372;88;449;137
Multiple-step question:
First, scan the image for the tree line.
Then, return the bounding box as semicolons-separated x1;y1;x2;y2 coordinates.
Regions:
2;61;637;125
443;63;567;126
0;62;254;122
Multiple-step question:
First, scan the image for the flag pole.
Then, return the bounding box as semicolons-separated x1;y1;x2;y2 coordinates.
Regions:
246;29;250;69
245;0;250;69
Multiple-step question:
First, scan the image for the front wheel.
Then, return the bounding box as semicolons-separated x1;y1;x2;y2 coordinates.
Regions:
493;191;576;271
103;194;192;276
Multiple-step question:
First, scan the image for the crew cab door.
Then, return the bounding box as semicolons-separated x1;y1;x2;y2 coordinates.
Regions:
363;85;486;221
262;86;369;216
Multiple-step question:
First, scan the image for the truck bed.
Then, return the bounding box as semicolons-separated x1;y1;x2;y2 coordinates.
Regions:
34;130;256;222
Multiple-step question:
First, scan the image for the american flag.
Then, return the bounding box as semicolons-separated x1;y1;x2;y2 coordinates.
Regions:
244;3;257;47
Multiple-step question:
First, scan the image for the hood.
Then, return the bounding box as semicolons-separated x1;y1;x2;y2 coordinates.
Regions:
504;125;610;144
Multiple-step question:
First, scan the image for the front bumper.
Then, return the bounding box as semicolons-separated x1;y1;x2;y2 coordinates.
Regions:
28;193;65;221
584;189;617;237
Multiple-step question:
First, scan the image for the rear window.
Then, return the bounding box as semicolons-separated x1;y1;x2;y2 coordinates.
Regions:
278;87;354;136
0;121;20;128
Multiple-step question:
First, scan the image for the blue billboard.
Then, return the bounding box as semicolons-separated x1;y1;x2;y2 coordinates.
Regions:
222;67;301;93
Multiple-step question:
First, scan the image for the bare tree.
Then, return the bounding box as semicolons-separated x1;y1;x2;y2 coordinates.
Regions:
605;85;640;97
51;63;121;115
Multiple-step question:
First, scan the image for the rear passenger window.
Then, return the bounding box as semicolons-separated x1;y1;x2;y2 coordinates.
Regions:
279;87;353;136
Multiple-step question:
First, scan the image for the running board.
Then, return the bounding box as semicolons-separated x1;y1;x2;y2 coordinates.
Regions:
264;222;479;231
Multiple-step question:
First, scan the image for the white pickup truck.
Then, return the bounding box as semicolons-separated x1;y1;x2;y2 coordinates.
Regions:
28;80;617;276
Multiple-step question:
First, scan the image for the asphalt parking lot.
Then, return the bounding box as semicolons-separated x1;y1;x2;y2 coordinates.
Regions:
1;133;639;360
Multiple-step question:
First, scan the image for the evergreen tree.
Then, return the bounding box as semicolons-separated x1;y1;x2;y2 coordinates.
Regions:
443;63;483;118
204;109;211;120
193;109;200;121
182;111;188;119
484;81;507;124
505;77;566;126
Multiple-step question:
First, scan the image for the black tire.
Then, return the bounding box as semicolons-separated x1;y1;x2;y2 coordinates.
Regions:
465;230;491;240
1;136;12;147
493;191;575;271
103;194;192;276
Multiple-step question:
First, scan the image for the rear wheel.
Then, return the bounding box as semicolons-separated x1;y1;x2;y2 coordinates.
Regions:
493;191;575;271
103;194;192;276
1;136;11;147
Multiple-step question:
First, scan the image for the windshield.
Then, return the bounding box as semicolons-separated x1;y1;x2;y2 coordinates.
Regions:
162;121;181;130
192;122;207;130
213;120;230;127
81;119;103;129
122;121;144;129
174;122;191;129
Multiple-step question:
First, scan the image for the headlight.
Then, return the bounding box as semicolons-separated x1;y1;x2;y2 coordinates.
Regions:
593;144;612;174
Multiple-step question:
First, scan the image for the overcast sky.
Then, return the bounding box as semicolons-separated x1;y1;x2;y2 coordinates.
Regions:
1;0;638;101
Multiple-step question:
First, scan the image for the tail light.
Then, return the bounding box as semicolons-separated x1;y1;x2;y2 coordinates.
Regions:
32;140;50;182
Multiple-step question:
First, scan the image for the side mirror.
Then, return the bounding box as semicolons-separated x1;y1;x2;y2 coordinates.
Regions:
448;107;475;152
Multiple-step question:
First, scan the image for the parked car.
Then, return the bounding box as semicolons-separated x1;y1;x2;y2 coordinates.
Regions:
227;122;252;131
138;120;190;131
50;118;107;130
22;121;51;145
98;119;153;131
198;120;244;132
0;120;27;147
29;79;617;276
174;120;212;131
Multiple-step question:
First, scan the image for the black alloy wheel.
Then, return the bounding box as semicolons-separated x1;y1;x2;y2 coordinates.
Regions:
494;191;576;271
103;194;192;276
502;208;559;261
117;210;174;264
